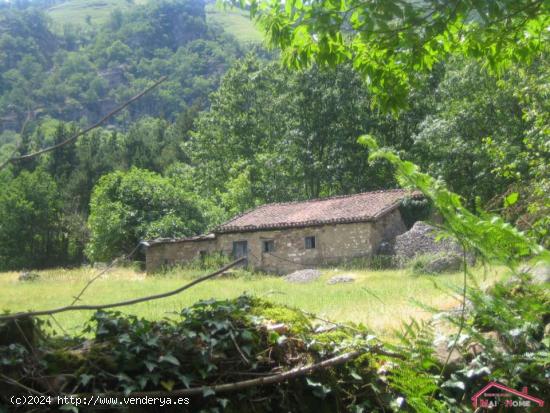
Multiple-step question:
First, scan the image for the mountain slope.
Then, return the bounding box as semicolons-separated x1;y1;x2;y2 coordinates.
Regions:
46;0;262;44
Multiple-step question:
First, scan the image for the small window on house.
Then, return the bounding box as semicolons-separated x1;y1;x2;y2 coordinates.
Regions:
305;236;316;249
199;250;207;260
262;240;275;253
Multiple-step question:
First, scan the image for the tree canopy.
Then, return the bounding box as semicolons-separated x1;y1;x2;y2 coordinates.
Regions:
86;168;207;262
231;0;549;111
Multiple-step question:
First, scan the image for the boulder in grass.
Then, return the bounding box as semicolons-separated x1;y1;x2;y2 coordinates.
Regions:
424;254;463;274
411;253;463;275
327;275;355;285
18;271;40;282
284;269;321;283
515;261;550;285
530;262;550;284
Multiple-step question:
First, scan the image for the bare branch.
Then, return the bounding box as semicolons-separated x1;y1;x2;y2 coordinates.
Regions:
0;76;167;170
61;350;361;399
0;373;44;396
0;258;245;321
69;242;142;306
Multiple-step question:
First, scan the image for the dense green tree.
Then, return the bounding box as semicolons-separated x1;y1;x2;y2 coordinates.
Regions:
0;169;69;270
190;55;427;212
0;0;242;131
411;60;525;210
86;168;206;262
229;0;549;245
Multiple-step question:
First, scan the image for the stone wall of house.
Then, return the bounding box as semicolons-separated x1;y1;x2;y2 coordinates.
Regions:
145;239;216;273
215;223;373;274
371;208;408;247
145;209;407;274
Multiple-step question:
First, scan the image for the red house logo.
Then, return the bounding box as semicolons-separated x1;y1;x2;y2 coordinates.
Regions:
471;381;545;409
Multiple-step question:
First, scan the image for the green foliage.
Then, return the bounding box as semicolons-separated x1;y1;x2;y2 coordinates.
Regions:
389;320;447;412
399;197;432;229
0;0;242;131
86;168;206;262
0;296;401;412
0;168;79;270
437;275;550;405
231;0;549;112
0;282;547;411
190;55;399;210
361;136;549;267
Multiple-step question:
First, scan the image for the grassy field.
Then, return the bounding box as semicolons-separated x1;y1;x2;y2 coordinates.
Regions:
46;0;263;44
0;265;505;337
205;4;262;44
47;0;149;27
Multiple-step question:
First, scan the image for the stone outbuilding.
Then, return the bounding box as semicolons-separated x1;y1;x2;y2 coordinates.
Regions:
145;189;421;274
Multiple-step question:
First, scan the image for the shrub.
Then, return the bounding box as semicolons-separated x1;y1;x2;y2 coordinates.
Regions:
409;253;462;275
399;196;433;229
86;168;206;262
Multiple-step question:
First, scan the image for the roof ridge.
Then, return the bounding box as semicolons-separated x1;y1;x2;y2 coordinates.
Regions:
239;188;414;211
214;188;420;232
261;188;409;208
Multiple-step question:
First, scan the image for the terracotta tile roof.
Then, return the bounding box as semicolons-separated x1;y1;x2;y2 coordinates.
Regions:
216;189;422;233
148;233;215;246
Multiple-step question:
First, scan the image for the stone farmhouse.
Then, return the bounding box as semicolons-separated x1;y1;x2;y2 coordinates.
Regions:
145;189;422;274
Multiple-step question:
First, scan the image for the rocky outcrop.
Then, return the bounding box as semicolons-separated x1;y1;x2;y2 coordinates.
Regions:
393;221;473;273
394;222;464;261
420;254;463;274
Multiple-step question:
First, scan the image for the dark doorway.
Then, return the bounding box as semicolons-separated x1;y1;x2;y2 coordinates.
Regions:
232;241;248;264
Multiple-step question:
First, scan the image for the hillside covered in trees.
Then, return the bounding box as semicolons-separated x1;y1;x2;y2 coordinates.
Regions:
0;0;548;270
0;1;549;412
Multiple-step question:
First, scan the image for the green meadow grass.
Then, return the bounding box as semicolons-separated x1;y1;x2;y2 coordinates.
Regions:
47;0;150;28
205;4;263;44
0;265;505;337
46;1;263;44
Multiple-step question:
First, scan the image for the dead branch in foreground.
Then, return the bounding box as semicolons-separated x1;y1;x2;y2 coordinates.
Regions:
59;350;361;400
0;258;245;321
0;76;167;171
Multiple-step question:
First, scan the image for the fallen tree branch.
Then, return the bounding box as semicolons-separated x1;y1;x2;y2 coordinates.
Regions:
58;350;361;400
0;374;44;396
0;76;167;170
69;242;142;306
0;258;245;321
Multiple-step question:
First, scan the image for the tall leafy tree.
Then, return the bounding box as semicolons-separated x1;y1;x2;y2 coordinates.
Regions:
0;169;67;270
411;59;526;210
86;168;206;262
190;56;403;211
